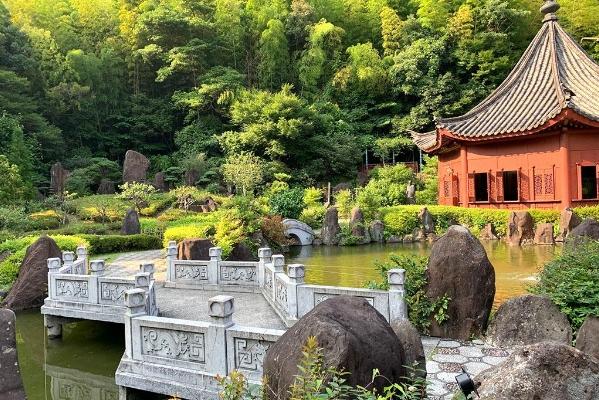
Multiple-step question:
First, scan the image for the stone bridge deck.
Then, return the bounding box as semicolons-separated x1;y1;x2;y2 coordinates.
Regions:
106;250;509;400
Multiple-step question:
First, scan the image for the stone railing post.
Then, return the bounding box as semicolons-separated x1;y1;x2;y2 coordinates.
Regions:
166;242;178;282
62;251;75;272
123;289;148;359
135;272;151;290
286;264;305;319
140;263;155;281
257;247;272;287
388;269;408;323
270;254;285;299
206;295;234;376
76;246;88;274
47;258;62;299
89;260;105;276
208;247;222;285
88;260;104;304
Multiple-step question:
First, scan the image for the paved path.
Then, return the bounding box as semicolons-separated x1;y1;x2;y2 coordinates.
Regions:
106;250;510;398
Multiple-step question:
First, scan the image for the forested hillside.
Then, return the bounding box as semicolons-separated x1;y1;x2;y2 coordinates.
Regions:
1;0;598;196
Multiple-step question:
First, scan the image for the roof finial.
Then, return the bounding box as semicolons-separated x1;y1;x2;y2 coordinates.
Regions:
541;0;560;22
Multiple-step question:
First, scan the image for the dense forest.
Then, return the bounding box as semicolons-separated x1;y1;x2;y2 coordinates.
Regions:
1;0;598;196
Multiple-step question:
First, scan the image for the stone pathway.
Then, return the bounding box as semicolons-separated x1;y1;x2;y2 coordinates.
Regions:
106;249;166;279
424;337;510;399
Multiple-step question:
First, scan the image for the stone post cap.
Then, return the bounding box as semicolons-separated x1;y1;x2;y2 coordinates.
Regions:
47;257;62;270
62;251;75;263
388;269;406;286
76;246;88;258
140;263;155;274
208;295;234;318
124;289;146;308
272;254;285;271
135;272;151;288
168;240;177;247
209;247;223;257
89;260;105;273
258;247;273;258
166;245;178;256
287;264;305;280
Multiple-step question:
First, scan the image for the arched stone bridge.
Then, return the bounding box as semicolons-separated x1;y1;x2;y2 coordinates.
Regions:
282;219;315;246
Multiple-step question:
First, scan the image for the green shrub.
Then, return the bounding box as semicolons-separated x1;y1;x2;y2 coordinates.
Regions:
65;157;121;195
70;195;129;222
415;156;438;205
268;187;305;219
530;240;599;332
303;187;323;207
140;193;176;216
299;205;326;229
356;164;416;217
334;189;354;218
574;205;599;221
29;210;62;230
81;234;162;255
0;206;34;232
50;221;122;236
382;206;421;236
163;224;214;247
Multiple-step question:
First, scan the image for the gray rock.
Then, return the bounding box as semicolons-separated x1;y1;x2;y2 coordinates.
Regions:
226;243;257;261
576;316;599;360
349;207;370;244
263;296;407;399
479;223;499;240
184;169;199;186
534;223;555;245
97;178;115;194
2;236;62;310
321;207;341;246
486;294;572;347
426;225;495;340
122;150;149;183
369;220;385;243
402;234;414;243
0;309;26;400
177;239;214;260
391;320;426;379
474;342;599;400
569;218;599;242
556;208;581;242
413;228;426;241
121;209;141;235
50;162;69;195
386;235;402;243
507;211;534;246
419;207;435;234
153;172;167;192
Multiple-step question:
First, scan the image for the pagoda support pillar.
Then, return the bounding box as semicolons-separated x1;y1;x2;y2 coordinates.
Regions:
460;146;469;207
560;132;572;208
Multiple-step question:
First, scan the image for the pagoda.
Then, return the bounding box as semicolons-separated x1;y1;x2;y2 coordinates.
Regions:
412;0;599;209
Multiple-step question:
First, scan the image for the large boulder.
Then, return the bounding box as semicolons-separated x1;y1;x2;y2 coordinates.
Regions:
1;236;62;310
121;209;141;235
486;294;572;346
391;320;426;379
122;150;149;183
369;220;385;243
556;208;582;242
576;316;599;360
507;211;534;246
474;342;599;400
97;178;115;194
568;218;599;242
50;162;69;195
321;207;341;245
263;297;406;399
153;172;167;192
226;243;257;261
177;239;214;260
349;207;370;244
419;207;434;234
0;309;26;400
534;223;555;245
426;225;495;340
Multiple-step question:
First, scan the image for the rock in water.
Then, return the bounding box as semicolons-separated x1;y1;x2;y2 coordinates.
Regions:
0;309;26;400
369;220;385;243
576;316;599;360
122;150;149;183
557;208;581;242
121;209;141;235
534;223;555;245
1;236;62;310
177;239;214;260
419;207;435;234
474;342;599;400
263;296;407;399
568;218;599;242
349;207;370;244
425;225;495;340
507;211;534;245
391;320;426;379
479;223;499;240
486;294;572;346
321;207;341;245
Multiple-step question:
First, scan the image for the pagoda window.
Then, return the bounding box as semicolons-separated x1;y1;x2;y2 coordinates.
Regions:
474;172;489;202
581;166;598;200
503;171;519;202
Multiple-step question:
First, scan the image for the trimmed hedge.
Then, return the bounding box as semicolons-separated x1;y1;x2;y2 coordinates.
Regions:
81;234;162;254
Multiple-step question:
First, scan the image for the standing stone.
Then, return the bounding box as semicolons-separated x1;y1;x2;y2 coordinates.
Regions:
474;342;599;400
507;211;534;246
480;223;499;240
369;220;385;243
406;181;416;204
121;209;141;235
184;169;199;186
556;208;582;242
206;197;218;212
391;320;426;379
1;236;62;310
321;207;341;245
50;162;69;195
226;243;257;261
97;178;115;194
153;172;167;192
568;218;599;242
576;316;599;360
0;309;26;400
419;207;434;234
426;225;495;340
486;294;572;347
349;207;370;244
122;150;149;183
263;297;407;400
177;239;214;260
534;223;555;245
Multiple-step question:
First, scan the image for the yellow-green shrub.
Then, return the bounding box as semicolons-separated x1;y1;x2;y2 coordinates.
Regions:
299;205;326;229
163;225;213;247
29;210;62;229
334;189;353;218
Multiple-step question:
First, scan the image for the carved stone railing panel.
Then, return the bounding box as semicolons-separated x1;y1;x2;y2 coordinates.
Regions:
98;278;136;306
174;262;210;281
219;265;257;285
51;275;96;303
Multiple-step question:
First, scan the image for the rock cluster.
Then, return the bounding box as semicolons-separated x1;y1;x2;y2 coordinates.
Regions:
576;316;599;360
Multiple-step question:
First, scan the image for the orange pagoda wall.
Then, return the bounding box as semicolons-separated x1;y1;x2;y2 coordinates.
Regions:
437;129;599;209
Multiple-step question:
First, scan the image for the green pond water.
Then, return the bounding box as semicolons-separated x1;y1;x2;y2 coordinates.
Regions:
16;242;559;399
